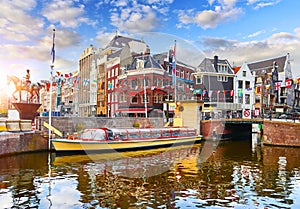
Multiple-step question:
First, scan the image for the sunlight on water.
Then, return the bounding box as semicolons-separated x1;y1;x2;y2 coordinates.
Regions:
1;140;300;208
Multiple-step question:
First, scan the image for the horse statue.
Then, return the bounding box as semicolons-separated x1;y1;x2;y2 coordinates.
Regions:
29;82;44;102
7;75;42;102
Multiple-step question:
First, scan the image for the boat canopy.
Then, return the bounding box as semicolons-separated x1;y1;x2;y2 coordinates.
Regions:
79;129;107;140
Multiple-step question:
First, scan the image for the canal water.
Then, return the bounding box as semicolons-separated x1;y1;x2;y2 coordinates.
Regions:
0;137;300;209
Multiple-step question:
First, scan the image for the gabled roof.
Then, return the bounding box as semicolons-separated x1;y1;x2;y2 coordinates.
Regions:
197;57;234;74
127;55;163;70
233;66;241;74
105;35;145;50
247;55;286;75
153;52;196;70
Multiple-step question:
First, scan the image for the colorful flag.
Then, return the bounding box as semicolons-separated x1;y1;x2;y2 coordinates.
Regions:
202;90;207;96
51;29;55;64
238;89;243;97
230;90;234;96
83;78;89;86
285;79;293;88
172;40;176;84
208;90;213;98
275;82;281;90
255;86;260;94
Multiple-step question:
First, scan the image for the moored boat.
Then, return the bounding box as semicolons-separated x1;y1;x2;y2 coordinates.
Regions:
51;127;202;153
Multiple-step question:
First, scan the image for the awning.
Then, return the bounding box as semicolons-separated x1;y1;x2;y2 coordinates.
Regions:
128;91;138;96
116;108;153;113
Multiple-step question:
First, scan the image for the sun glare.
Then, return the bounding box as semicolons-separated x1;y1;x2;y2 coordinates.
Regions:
0;73;15;97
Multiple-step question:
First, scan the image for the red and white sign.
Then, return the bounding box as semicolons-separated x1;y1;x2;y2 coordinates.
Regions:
243;109;251;119
275;82;281;90
285;79;293;88
254;108;260;116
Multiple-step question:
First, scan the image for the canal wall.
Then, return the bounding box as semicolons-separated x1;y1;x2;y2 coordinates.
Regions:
0;132;48;156
36;116;164;136
262;121;300;147
200;120;225;139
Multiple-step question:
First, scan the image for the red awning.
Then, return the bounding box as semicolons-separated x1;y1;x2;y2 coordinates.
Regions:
128;91;138;96
116;108;153;113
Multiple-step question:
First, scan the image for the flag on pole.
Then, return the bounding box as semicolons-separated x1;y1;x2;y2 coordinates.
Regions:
285;79;293;88
230;89;234;96
51;29;55;64
172;40;176;84
275;82;281;90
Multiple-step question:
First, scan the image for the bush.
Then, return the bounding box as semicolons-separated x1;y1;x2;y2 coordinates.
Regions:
133;121;140;128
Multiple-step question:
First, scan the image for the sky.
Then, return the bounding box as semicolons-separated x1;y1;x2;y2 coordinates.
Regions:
1;0;300;88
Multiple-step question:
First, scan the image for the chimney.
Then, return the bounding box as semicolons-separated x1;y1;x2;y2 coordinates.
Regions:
214;55;218;71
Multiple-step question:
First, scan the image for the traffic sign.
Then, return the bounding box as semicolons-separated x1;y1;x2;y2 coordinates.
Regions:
254;108;260;116
243;109;251;118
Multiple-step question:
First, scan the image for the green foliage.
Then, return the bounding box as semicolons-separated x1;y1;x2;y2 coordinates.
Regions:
133;121;140;128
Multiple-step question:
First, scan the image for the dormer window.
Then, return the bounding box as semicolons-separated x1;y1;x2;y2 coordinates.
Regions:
218;65;227;73
196;76;202;84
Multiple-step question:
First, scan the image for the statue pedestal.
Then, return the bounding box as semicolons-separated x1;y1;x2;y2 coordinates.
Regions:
12;103;41;121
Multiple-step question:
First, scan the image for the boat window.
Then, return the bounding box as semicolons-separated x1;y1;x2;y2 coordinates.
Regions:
107;129;114;140
171;130;180;137
161;130;171;137
151;129;161;138
127;129;140;139
140;130;152;138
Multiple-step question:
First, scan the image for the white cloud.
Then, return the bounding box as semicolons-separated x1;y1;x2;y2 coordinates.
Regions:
110;4;158;33
178;1;243;29
0;0;44;42
199;30;300;76
247;30;266;38
246;0;282;10
42;0;95;28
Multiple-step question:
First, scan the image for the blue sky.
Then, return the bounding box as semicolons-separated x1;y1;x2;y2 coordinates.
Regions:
1;0;300;86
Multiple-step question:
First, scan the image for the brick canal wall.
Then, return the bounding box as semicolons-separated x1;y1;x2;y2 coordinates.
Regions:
37;116;164;136
0;132;48;156
263;121;300;147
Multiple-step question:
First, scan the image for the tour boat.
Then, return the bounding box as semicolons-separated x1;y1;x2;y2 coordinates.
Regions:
51;127;202;153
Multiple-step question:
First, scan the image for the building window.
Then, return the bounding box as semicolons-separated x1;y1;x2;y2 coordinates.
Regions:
131;96;138;104
218;75;228;82
141;95;149;103
218;65;227;73
131;79;138;89
238;80;243;88
238;95;243;103
245;81;250;89
196;76;202;84
120;92;126;102
243;71;246;77
245;94;250;104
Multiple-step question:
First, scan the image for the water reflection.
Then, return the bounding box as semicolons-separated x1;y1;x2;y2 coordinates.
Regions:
0;140;300;208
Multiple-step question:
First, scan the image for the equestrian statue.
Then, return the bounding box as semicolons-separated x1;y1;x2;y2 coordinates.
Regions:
7;69;43;103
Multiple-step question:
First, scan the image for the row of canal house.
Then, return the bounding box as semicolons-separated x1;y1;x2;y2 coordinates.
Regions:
192;53;294;118
39;34;297;118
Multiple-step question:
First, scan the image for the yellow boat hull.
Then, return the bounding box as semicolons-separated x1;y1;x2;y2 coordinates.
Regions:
51;136;202;152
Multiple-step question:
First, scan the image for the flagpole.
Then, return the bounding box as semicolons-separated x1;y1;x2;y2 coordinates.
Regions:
49;28;55;150
172;40;177;104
